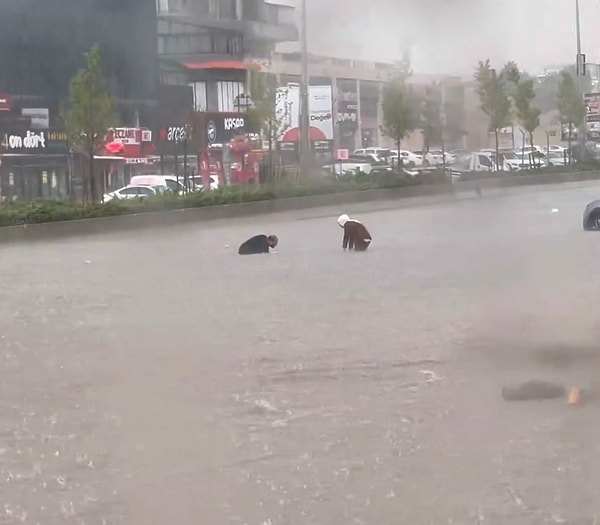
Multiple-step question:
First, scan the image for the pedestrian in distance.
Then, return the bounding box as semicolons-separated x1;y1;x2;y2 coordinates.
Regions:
337;214;372;251
238;234;278;255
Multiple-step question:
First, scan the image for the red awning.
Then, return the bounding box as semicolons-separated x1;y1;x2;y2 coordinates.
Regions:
281;126;327;142
184;61;260;71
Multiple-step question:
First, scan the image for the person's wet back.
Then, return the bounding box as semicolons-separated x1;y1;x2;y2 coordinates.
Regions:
337;214;372;251
238;234;278;255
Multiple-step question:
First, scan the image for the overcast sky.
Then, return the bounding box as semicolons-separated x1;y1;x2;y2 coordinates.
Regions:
289;0;600;77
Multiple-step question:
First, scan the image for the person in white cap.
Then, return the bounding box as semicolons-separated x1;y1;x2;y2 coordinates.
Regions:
337;214;372;251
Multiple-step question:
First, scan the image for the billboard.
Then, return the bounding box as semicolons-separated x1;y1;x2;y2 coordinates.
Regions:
585;92;600;140
276;85;333;152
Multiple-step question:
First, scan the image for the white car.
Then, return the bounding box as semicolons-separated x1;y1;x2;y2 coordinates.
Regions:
129;174;187;194
103;184;168;203
352;147;391;160
542;145;567;157
390;150;423;168
414;150;444;166
189;175;220;191
430;149;456;164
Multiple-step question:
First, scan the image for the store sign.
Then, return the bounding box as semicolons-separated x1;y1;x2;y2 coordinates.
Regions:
223;117;245;131
125;157;155;165
112;128;139;145
0;93;11;112
0;129;68;153
161;126;188;143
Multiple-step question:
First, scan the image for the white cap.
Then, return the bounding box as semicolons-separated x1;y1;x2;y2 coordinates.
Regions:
337;214;350;227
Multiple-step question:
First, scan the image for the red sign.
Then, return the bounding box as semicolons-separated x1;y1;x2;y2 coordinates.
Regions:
336;148;349;160
0;93;11;112
102;127;155;159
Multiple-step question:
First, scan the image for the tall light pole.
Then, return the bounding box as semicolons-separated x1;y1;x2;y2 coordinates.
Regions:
298;0;311;175
575;0;586;156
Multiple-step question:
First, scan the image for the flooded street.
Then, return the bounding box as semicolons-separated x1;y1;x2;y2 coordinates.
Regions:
3;183;600;524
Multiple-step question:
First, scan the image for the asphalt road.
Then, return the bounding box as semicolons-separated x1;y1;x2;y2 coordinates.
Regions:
3;181;600;524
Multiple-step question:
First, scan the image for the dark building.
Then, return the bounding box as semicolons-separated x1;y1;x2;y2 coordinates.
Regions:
157;0;298;113
0;0;160;128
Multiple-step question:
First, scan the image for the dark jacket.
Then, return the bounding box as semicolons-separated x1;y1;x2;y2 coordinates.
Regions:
238;234;271;255
343;220;372;251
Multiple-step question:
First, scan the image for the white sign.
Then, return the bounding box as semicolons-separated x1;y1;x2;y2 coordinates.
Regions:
141;129;152;142
167;126;187;142
3;130;46;150
224;117;245;131
276;85;334;141
21;108;49;129
125;157;154;165
112;128;139;145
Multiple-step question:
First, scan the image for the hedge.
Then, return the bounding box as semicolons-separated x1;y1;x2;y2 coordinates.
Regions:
0;171;441;227
0;164;595;227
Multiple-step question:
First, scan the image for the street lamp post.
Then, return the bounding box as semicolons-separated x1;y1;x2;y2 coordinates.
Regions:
575;0;586;158
298;0;311;176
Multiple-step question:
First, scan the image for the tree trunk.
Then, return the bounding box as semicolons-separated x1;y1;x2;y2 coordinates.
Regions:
529;131;535;168
568;123;573;165
397;137;402;173
89;153;95;204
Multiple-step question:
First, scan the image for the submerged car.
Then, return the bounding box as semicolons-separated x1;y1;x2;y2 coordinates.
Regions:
583;199;600;230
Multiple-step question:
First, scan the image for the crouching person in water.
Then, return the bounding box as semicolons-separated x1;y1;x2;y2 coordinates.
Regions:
238;234;278;255
337;214;372;251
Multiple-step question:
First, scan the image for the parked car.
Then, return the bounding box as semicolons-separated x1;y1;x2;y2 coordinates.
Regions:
129;174;187;194
390;149;423;168
103;184;169;203
189;175;220;191
546;150;568;166
352;147;391;161
430;149;456;165
413;150;444;166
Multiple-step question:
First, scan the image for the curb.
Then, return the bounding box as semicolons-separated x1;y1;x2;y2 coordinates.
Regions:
1;170;599;244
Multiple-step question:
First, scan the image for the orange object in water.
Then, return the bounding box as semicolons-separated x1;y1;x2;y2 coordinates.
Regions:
568;387;582;405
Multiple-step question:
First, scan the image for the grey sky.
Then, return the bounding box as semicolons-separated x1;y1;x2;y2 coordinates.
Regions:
293;0;600;77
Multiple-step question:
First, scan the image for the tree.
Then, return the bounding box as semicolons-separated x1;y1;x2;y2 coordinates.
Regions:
474;59;512;168
513;78;541;160
63;44;116;202
556;70;585;159
381;70;420;172
245;71;283;182
535;65;591;114
421;82;443;153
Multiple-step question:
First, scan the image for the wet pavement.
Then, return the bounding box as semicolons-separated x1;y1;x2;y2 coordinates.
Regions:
3;181;600;524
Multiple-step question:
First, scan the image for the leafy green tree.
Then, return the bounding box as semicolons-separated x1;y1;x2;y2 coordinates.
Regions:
535;65;591;114
513;78;541;158
556;70;585;157
63;44;116;203
421;82;443;153
245;71;282;182
381;69;420;171
474;59;512;167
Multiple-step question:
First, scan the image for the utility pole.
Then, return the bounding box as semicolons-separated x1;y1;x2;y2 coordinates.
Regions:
298;0;311;175
575;0;586;159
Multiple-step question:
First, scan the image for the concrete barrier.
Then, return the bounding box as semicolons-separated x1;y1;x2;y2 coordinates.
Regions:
1;170;599;244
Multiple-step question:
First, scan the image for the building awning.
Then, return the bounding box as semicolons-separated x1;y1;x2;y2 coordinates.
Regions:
183;61;260;71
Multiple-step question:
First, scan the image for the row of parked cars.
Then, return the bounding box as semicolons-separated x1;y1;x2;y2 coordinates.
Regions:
102;174;219;203
324;145;572;178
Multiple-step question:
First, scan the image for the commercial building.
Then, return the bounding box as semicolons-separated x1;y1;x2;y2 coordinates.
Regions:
0;0;161;200
263;52;469;154
157;0;298;112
